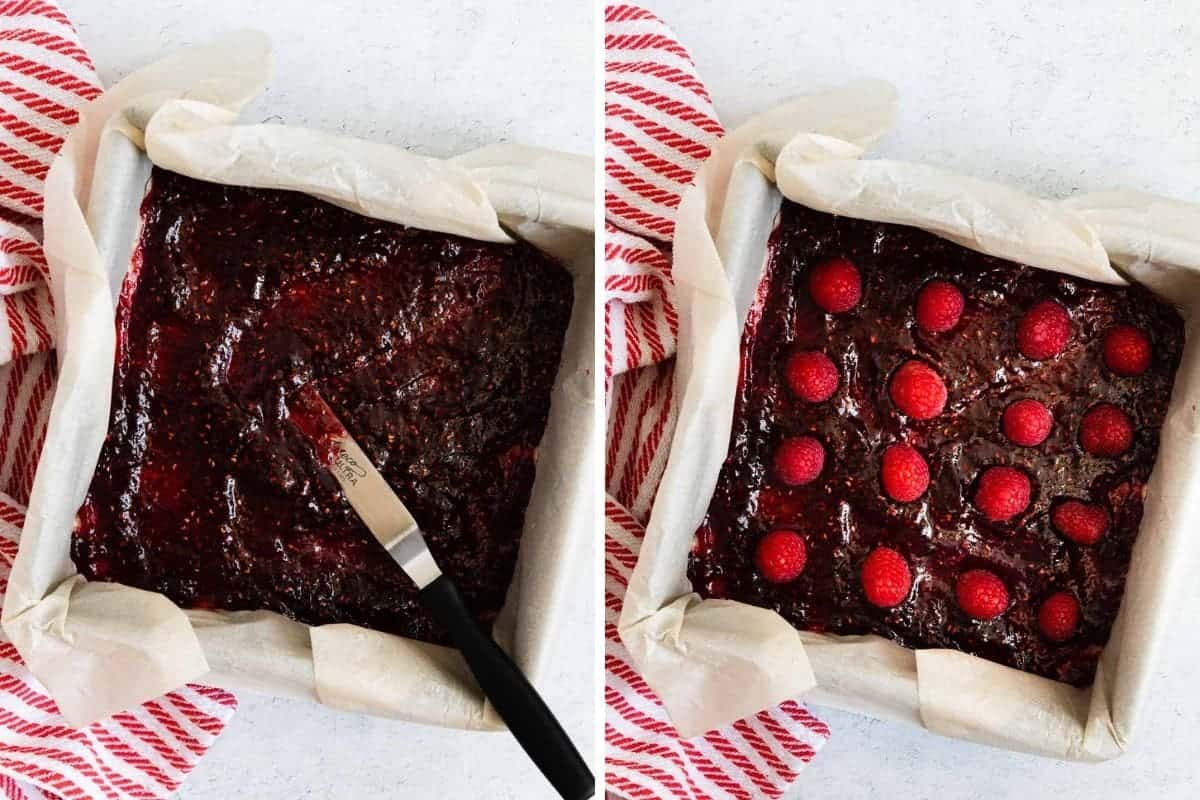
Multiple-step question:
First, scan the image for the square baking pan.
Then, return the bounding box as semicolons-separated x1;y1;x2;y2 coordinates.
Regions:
23;118;595;728
628;143;1200;757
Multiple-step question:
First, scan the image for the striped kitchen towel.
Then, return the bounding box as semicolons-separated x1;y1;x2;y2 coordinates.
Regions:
0;2;238;798
604;5;830;799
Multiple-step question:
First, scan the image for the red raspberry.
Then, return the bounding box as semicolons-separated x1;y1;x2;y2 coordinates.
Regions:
956;569;1009;620
915;280;965;333
880;443;930;502
973;466;1031;522
785;350;839;402
888;360;947;420
754;529;808;583
772;436;825;486
1079;403;1133;457
1103;325;1152;377
1038;591;1080;642
1002;399;1053;447
1016;299;1071;360
808;257;861;313
1051;500;1109;545
860;546;912;608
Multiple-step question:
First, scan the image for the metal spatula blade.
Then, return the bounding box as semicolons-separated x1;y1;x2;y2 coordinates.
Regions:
287;382;441;588
286;382;594;800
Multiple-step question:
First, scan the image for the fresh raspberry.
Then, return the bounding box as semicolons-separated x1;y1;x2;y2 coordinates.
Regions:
785;350;839;402
888;360;947;420
772;436;825;486
915;280;965;333
754;529;808;583
973;466;1031;522
1038;591;1080;642
955;569;1009;620
1103;324;1152;376
860;546;912;608
880;443;930;502
1079;403;1134;457
1002;399;1053;447
808;256;862;313
1051;500;1109;545
1016;299;1071;360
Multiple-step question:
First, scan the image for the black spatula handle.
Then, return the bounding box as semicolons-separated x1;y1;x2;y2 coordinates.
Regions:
420;574;594;800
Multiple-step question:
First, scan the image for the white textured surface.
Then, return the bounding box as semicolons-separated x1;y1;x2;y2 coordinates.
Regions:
71;0;591;159
669;0;1199;200
64;1;595;799
653;1;1200;798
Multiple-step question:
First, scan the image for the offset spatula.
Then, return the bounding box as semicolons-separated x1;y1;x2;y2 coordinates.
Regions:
287;383;594;800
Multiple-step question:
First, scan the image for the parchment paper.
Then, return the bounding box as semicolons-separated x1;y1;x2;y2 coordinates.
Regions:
1;33;595;730
618;81;1200;759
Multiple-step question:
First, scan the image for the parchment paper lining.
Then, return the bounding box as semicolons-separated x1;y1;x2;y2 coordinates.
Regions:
1;32;596;730
617;80;1200;760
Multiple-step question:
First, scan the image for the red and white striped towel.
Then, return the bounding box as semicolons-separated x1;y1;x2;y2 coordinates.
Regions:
604;5;829;799
0;2;237;798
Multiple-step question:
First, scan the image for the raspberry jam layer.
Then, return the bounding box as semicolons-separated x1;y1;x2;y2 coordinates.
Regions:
72;168;573;644
688;201;1184;686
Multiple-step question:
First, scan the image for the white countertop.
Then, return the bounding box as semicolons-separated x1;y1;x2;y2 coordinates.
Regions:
57;0;1200;798
656;1;1200;798
64;1;595;799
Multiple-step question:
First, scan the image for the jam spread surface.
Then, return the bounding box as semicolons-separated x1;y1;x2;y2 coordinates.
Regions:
72;167;573;644
688;201;1184;686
